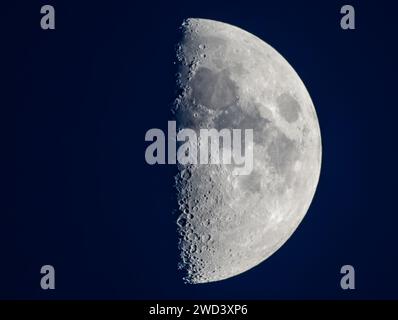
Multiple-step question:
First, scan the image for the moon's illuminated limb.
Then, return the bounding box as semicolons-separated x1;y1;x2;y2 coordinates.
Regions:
174;18;322;284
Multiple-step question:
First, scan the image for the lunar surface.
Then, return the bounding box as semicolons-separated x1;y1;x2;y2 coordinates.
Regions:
174;18;321;284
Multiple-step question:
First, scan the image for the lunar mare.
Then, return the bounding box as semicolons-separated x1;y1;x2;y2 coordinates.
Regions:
174;18;321;284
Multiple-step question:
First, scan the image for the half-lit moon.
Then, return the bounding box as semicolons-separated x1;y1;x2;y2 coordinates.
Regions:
174;18;322;284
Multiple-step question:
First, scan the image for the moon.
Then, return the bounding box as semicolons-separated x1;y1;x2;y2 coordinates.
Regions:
173;18;321;284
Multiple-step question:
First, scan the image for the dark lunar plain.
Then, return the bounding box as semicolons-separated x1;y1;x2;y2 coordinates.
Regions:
1;0;398;299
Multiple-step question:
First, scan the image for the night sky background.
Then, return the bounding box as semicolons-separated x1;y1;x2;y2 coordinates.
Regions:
2;0;398;299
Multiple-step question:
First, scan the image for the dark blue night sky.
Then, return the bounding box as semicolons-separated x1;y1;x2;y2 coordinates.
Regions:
2;0;398;299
